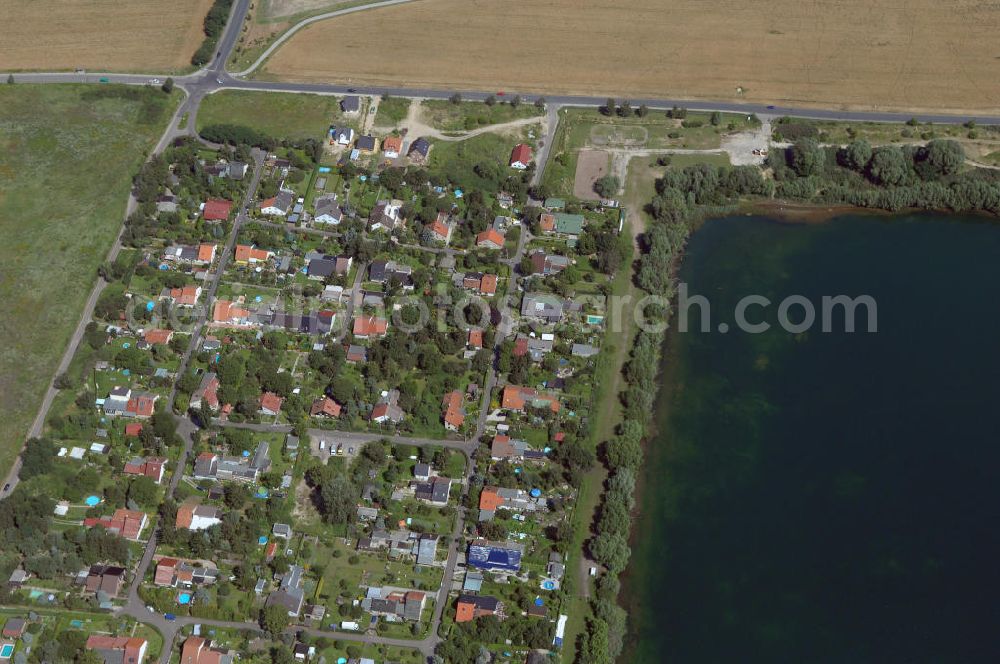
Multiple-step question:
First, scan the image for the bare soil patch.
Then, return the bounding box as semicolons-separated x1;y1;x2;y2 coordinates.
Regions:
1;0;214;72
574;150;610;200
263;0;1000;114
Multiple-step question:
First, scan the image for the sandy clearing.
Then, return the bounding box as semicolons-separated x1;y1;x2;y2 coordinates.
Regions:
574;150;610;200
262;0;1000;115
0;0;214;72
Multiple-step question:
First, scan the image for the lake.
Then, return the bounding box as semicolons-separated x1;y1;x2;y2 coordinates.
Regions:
622;212;1000;663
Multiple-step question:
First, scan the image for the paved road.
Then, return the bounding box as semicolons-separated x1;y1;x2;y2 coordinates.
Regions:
167;149;266;411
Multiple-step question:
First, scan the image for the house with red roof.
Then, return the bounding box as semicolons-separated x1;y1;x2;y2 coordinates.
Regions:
382;135;404;159
124;422;143;437
164;285;202;307
180;636;234;664
211;300;253;327
259;392;284;416
197;243;217;263
455;594;503;623
234;244;274;264
176;498;221;531
84;508;148;541
509;143;532;169
310;396;342;418
190;373;220;411
476;229;505;249
143;329;174;346
441;390;466;431
154;558;218;588
125;393;158;418
202;199;232;221
353;316;388;339
86;635;148;664
123;457;167;483
468;329;484;349
501;385;560;413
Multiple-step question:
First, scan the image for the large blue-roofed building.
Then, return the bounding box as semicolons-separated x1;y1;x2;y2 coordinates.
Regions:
467;539;524;573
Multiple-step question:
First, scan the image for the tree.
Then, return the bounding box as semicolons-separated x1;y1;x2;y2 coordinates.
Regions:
603;98;616;116
918;139;964;179
162;77;174;93
841;139;872;172
636;104;648;117
128;476;159;507
593;175;621;199
710;111;722;126
317;475;357;524
20;438;56;479
589;531;631;574
534;97;546;109
6;74;13;85
509;95;521;108
618;100;632;117
260;604;290;638
449;93;462;105
867;146;909;186
484;95;496;107
788;138;824;177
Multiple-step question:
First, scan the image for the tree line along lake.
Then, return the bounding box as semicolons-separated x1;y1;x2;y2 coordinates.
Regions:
622;212;1000;663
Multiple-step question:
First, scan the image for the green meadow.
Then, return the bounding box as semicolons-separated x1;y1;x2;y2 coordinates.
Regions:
0;84;176;474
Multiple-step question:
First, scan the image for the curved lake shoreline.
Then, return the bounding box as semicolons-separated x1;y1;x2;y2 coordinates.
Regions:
621;211;1000;663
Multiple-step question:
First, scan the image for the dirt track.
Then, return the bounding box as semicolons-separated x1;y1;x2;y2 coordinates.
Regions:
263;0;1000;114
0;0;214;72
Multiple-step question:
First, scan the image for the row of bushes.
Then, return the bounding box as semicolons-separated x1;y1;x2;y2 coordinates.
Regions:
191;0;235;66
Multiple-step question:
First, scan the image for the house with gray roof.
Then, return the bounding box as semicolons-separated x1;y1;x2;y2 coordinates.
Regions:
521;294;565;323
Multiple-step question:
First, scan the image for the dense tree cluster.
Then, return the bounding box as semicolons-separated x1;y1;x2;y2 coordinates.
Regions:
770;138;1000;213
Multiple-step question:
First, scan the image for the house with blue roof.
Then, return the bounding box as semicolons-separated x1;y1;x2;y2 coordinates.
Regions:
467;539;524;573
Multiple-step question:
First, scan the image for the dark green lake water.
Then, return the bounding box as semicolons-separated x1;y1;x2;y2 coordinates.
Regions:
622;213;1000;663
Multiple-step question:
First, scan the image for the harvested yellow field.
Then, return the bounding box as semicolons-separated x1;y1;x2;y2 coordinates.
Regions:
0;0;215;72
263;0;1000;114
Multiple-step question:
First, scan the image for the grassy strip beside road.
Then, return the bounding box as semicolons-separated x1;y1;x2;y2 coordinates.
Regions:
198;89;357;141
421;99;544;132
0;84;178;484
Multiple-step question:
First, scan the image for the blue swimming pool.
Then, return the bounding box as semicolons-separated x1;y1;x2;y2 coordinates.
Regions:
84;495;101;507
178;593;191;605
1;643;15;658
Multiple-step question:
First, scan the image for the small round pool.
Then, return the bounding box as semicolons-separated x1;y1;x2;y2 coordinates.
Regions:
84;495;101;507
542;580;556;590
178;593;191;605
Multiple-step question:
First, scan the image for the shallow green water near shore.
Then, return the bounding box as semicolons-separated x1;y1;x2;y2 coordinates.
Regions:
622;213;1000;663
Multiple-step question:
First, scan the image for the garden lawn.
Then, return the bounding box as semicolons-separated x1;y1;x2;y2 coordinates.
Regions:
0;84;177;477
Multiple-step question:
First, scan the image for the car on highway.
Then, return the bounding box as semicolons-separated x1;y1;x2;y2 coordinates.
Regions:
497;91;505;96
164;613;176;621
766;105;776;110
149;78;161;85
216;77;224;84
99;77;109;83
347;88;357;92
146;606;155;613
